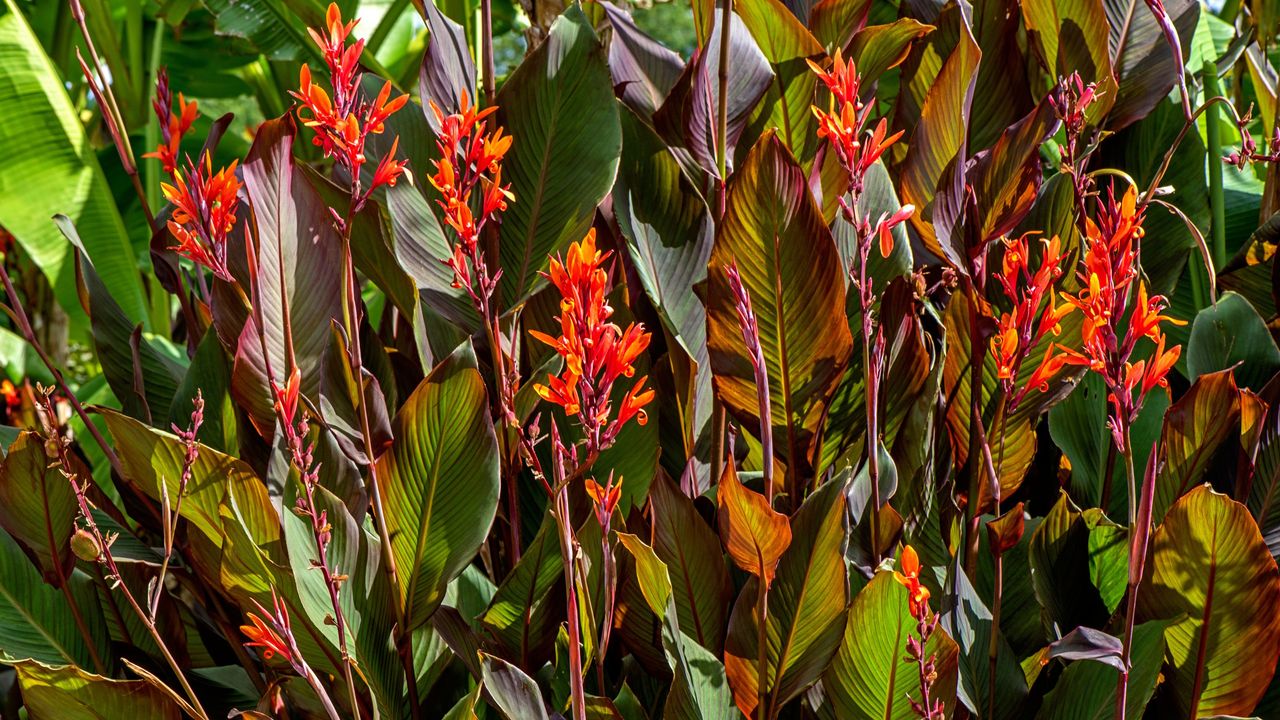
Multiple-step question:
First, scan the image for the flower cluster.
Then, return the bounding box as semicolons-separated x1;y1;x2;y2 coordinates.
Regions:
531;230;654;453
160;153;241;281
291;3;410;213
143;68;198;175
988;233;1077;408
1059;185;1182;446
429;93;513;309
808;51;902;198
1049;73;1100;211
894;546;943;720
586;474;623;530
143;70;241;281
241;594;297;664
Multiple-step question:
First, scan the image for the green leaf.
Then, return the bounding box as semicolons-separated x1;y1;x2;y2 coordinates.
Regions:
1028;494;1112;640
723;479;849;717
899;2;980;268
823;571;960;719
1035;620;1168;720
1082;509;1129;616
1154;369;1242;523
847;19;935;86
615;106;715;449
1138;485;1280;717
650;470;732;653
1048;372;1167;519
939;561;1029;720
0;529;107;669
56;217;186;424
1187;292;1280;391
706;132;853;475
12;658;183;719
0;0;146;327
615;532;737;720
374;344;499;632
1022;0;1117;121
736;0;824;164
481;508;563;667
495;5;621;308
0;432;79;586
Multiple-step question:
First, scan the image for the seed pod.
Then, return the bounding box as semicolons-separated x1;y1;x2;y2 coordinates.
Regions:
70;528;101;562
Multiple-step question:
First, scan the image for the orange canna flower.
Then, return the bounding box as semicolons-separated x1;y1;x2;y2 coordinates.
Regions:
143;69;199;175
586;475;624;528
240;612;292;662
292;3;409;211
532;230;653;452
989;233;1076;406
161;152;241;280
1059;183;1182;441
893;545;932;618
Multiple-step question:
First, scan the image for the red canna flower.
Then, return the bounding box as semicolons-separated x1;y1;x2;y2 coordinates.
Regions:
893;545;931;618
291;3;410;213
532;229;652;453
809;51;904;197
161;152;241;281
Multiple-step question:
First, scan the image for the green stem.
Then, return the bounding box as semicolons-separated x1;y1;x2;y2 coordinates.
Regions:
1204;61;1227;271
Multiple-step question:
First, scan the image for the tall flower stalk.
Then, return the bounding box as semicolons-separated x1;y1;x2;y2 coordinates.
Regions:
428;92;525;565
1056;185;1181;716
289;3;415;711
37;389;210;720
531;231;653;720
809;51;911;550
895;546;942;720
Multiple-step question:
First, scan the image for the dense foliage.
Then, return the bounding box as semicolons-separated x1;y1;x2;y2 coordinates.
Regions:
3;0;1280;717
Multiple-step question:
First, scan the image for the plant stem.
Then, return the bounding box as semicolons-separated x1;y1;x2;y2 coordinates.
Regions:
554;482;587;720
1204;61;1227;270
481;0;496;106
864;316;881;563
338;229;421;719
756;579;770;720
715;0;732;181
1115;427;1139;720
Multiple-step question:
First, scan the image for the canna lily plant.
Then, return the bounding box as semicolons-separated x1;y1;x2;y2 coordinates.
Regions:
4;0;1280;718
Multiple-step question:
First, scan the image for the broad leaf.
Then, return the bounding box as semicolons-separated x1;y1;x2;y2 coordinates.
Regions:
481;652;550;720
724;480;848;717
235;115;344;432
1022;0;1117;122
651;470;732;653
1187;292;1280;391
1035;621;1168;720
12;659;182;719
0;529;107;669
1103;0;1199;130
0;0;146;326
717;462;791;585
706;132;853;475
0;432;80;586
823;571;960;719
375;345;499;632
1138;485;1280;717
737;0;825;164
1154;369;1242;523
495;5;621;308
601;2;685;118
